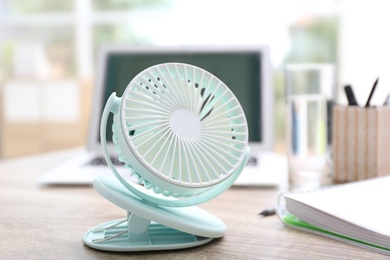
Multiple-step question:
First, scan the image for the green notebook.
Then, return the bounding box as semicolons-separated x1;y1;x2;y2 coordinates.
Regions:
278;176;390;256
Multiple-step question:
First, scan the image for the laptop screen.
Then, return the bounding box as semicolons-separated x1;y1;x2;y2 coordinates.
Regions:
92;45;273;152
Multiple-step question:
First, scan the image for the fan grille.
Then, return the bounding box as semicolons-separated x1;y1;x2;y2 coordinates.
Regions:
121;63;248;187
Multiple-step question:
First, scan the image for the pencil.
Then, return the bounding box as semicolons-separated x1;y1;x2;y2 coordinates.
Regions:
365;77;379;107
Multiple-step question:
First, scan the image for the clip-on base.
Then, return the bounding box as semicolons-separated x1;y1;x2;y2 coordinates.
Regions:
83;176;226;252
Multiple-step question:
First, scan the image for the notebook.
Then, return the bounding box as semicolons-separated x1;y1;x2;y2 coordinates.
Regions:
38;45;287;186
278;176;390;256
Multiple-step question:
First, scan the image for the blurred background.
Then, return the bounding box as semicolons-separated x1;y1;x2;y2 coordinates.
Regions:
0;0;389;158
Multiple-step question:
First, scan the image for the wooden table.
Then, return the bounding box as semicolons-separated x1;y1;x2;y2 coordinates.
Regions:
0;149;388;259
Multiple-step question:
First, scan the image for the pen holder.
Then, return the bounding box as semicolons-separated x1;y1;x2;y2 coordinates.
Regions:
332;106;390;183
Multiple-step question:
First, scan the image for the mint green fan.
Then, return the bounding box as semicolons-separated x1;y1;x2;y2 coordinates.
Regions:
83;63;250;251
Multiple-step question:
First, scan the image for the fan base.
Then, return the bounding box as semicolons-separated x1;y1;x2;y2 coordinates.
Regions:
84;218;213;252
83;176;226;252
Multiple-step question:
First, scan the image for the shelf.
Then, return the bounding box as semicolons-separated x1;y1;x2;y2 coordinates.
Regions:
0;13;75;26
0;10;154;26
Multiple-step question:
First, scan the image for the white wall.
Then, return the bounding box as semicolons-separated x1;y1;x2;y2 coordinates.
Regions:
339;0;390;106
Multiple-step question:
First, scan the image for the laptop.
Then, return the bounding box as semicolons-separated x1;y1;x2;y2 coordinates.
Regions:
38;45;286;186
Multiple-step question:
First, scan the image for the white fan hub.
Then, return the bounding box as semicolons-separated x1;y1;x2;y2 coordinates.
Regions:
170;109;201;139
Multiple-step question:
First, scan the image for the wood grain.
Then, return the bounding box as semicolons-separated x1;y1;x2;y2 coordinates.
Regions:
0;149;388;259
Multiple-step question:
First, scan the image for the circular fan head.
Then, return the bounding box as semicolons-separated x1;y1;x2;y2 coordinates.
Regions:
117;63;248;195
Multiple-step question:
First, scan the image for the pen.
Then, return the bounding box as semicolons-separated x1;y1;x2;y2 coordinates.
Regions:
344;85;359;106
383;94;390;106
259;208;276;217
365;77;379;107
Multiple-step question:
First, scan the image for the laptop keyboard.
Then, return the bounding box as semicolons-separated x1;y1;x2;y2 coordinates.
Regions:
87;157;124;166
246;156;258;166
87;156;257;167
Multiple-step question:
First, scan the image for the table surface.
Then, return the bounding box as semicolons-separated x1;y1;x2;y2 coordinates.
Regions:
1;149;388;260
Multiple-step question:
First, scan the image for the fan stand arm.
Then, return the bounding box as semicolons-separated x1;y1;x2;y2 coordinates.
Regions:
128;213;150;235
91;212;151;244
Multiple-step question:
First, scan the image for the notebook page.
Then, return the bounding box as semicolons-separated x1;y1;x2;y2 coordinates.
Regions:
285;176;390;236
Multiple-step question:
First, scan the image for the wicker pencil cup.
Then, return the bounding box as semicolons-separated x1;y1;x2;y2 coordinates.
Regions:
332;106;390;183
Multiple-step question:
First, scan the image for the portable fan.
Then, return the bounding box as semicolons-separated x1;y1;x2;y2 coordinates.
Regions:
84;63;250;251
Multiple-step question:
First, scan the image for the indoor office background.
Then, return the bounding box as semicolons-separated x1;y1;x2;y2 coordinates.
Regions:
0;0;389;158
